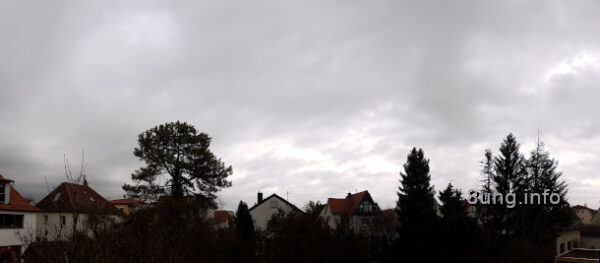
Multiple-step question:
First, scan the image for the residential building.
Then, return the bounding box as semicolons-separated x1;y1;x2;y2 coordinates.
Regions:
36;182;122;241
573;205;594;225
249;192;302;230
0;174;39;262
211;210;234;229
319;191;384;236
110;198;144;215
556;227;581;255
579;225;600;249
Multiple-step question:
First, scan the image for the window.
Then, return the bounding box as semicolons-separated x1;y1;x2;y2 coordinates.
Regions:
44;215;48;224
560;243;565;253
60;216;66;226
0;183;5;203
0;214;24;228
568;241;572;250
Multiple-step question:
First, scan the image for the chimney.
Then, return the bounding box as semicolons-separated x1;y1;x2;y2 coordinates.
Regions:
258;192;263;203
346;192;352;199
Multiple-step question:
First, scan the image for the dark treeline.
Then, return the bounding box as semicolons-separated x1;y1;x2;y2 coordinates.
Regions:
24;122;574;262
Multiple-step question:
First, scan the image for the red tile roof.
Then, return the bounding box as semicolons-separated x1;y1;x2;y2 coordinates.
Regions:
327;191;369;218
0;174;39;212
36;182;122;215
214;210;230;223
110;198;142;205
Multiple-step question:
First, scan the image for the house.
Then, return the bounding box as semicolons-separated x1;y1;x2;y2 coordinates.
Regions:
556;227;581;255
319;191;384;236
110;198;144;215
249;192;302;230
573;205;595;225
212;210;234;229
0;174;39;262
36;182;122;241
578;225;600;249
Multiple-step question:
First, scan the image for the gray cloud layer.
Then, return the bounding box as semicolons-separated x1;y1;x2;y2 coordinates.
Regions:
2;0;600;210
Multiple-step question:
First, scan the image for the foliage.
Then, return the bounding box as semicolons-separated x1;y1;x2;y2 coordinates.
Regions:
395;147;437;260
123;121;232;204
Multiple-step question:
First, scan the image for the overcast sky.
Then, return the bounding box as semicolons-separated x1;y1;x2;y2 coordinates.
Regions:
2;1;600;211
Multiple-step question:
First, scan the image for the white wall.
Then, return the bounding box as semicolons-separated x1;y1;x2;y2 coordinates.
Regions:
249;196;296;230
0;211;37;251
37;212;119;241
556;229;580;254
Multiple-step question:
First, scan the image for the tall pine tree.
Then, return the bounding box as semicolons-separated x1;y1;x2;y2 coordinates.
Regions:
396;147;437;257
492;133;527;235
525;139;570;240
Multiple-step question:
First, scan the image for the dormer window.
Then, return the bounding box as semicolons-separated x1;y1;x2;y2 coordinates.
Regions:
53;193;61;202
0;182;5;203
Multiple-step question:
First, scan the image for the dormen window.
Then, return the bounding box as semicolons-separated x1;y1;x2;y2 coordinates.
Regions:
0;214;24;228
0;182;5;203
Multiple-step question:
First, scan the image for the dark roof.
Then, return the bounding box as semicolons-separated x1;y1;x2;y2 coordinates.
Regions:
248;193;302;213
556;248;600;261
110;198;142;205
0;174;39;212
326;191;376;218
36;182;122;215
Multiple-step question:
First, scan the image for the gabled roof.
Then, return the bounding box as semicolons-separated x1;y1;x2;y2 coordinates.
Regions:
249;193;302;213
326;190;372;218
110;198;142;205
0;174;39;212
573;205;594;212
36;182;122;215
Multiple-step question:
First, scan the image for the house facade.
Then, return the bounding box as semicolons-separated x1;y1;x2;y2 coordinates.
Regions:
110;198;144;215
249;193;302;230
0;174;39;262
36;182;122;241
319;191;384;236
573;205;594;225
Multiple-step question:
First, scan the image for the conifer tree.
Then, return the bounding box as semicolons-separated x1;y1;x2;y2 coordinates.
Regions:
525;139;570;239
492;133;527;235
235;201;255;241
396;147;437;254
439;183;464;218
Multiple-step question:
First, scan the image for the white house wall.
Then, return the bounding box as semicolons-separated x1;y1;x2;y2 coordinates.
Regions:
37;212;120;241
249;196;296;230
0;211;37;251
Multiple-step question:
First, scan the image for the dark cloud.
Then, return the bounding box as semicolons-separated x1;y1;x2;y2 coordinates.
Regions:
1;0;600;210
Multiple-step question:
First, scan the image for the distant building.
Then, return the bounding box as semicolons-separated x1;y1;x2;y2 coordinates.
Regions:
556;227;581;255
0;174;39;262
36;182;122;241
573;205;594;225
249;192;302;230
212;210;234;229
110;198;144;215
319;191;384;236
